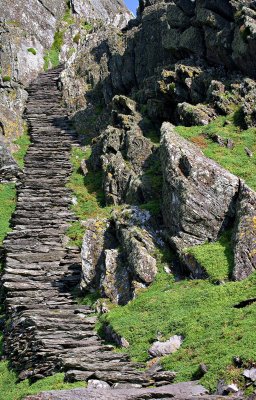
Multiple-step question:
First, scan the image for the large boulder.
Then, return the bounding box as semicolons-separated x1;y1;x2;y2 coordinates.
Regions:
232;183;256;281
160;122;240;250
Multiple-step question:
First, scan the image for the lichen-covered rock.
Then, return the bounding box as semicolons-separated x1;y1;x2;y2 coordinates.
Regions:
149;335;183;357
70;0;132;28
80;219;112;290
232;183;256;281
114;207;158;285
102;249;132;305
160;122;240;250
0;137;21;182
80;207;159;305
176;102;216;126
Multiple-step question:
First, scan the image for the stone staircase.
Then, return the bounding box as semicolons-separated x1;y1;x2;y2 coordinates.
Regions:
1;67;156;386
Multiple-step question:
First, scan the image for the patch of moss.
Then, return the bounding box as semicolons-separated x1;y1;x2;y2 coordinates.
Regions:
73;33;81;44
82;22;93;32
3;76;11;82
27;48;37;56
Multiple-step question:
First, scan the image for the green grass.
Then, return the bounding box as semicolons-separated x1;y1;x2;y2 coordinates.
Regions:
27;48;37;56
13;125;31;168
0;184;16;248
3;76;11;82
176;112;256;190
44;30;64;71
102;267;256;392
184;231;234;283
67;147;113;246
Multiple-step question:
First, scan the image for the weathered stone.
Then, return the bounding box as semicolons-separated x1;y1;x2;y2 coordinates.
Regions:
80;219;109;290
114;207;158;285
0;137;21;182
232;183;256;281
88;379;111;389
102;249;132;305
161;122;240;250
149;335;183;357
177;102;216;126
243;368;256;382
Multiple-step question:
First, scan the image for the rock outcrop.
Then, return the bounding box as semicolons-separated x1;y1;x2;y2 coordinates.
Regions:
0;137;21;182
232;183;256;280
160;122;240;250
80;207;159;305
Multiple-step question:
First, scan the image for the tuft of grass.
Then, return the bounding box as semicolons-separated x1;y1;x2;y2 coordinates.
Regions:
27;48;37;56
82;22;93;32
101;269;256;392
176;112;256;191
3;76;11;82
185;231;234;283
44;30;64;71
0;184;16;247
13;124;31;168
66;147;113;246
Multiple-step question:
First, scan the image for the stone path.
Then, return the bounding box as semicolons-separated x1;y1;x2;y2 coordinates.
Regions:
2;67;155;386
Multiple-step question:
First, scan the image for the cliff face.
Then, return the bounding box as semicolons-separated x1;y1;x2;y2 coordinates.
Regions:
0;0;131;144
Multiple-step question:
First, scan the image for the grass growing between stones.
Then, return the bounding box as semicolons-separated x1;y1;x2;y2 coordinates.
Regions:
176;113;256;190
13;124;31;169
185;230;234;283
44;30;64;71
101;267;256;392
67;146;113;247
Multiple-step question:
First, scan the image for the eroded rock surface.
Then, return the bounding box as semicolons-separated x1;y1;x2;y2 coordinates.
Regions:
232;183;256;281
160;122;240;250
80;207;159;305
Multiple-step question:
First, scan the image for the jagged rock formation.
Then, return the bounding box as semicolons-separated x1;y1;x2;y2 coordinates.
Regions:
80;207;159;304
160;122;240;250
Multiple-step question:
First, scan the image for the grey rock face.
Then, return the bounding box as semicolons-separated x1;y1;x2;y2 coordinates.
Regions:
232;183;256;281
71;0;132;28
80;218;116;291
80;207;158;305
160;122;240;250
0;137;21;182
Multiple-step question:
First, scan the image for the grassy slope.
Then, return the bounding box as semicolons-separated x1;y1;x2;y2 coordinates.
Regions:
176;113;256;190
102;267;256;392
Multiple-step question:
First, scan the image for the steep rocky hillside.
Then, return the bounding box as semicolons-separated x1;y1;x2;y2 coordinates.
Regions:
0;0;256;399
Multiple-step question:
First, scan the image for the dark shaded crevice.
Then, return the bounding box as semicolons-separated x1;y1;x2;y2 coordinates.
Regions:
234;298;256;309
